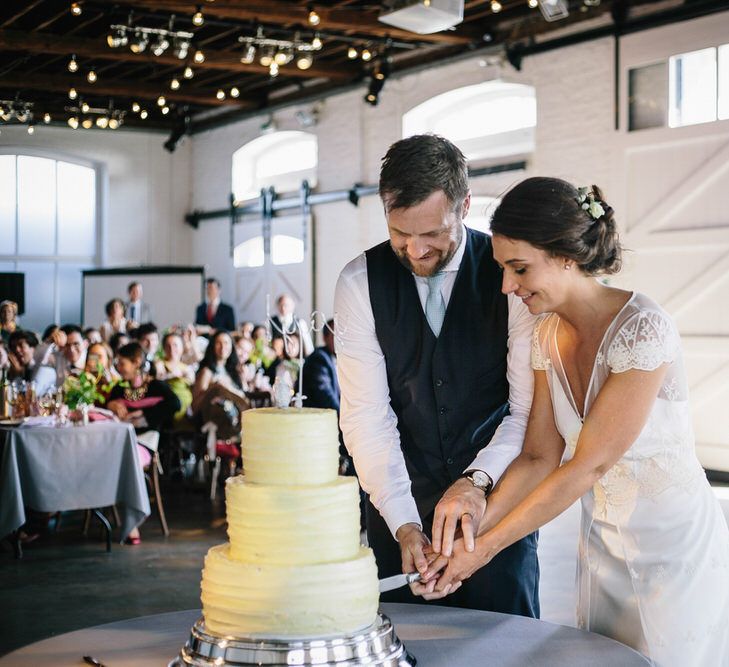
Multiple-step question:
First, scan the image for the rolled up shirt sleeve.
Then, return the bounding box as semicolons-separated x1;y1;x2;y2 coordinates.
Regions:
334;255;422;538
466;293;536;483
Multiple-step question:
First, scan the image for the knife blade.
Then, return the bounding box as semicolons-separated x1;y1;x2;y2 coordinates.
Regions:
378;572;422;593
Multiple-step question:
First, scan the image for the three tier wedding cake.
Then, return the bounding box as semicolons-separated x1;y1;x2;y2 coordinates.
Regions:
199;407;379;638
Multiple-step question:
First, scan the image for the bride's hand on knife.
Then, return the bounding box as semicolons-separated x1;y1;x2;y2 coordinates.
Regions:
430;534;498;594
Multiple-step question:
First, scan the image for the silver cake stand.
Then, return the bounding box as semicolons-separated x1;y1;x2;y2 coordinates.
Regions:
169;612;416;666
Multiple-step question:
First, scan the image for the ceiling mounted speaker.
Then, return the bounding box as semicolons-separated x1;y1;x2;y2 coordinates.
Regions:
538;0;569;22
378;0;464;34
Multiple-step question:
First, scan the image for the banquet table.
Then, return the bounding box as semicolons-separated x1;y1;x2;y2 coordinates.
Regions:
0;603;650;666
0;421;150;552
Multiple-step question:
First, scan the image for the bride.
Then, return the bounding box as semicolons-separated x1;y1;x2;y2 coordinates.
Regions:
424;177;729;666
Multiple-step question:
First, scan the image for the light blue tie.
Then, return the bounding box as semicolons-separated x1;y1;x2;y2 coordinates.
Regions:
425;272;447;337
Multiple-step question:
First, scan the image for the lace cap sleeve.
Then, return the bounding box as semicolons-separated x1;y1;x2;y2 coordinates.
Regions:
531;313;552;371
607;308;680;373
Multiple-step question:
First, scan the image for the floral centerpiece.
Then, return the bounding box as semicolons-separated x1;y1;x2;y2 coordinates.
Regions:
63;366;125;424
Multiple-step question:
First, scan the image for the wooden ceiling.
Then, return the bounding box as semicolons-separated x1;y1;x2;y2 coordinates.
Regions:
0;0;717;135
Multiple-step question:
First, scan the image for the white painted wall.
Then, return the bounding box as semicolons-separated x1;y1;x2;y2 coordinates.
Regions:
0;124;193;268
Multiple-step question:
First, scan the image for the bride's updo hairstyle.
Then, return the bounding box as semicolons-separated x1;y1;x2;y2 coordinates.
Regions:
489;177;622;275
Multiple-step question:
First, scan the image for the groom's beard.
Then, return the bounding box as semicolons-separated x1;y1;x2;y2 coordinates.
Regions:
391;225;462;278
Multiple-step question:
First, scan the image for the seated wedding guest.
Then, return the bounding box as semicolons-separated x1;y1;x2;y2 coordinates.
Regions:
181;323;205;366
192;330;249;441
85;341;119;403
83;327;102;345
134;322;160;367
233;333;256;390
0;300;19;343
0;338;8;371
266;332;301;387
195;278;235;334
35;324;88;384
239;321;254;340
100;298;128;342
302;321;338;411
154;331;195;423
109;331;130;355
126;281;151;328
251;324;267;341
270;293;314;356
107;342;180;544
7;330;39;382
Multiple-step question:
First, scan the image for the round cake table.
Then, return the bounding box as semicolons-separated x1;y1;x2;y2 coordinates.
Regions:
0;603;650;666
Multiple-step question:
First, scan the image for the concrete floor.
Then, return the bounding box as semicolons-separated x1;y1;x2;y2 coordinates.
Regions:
2;479;727;657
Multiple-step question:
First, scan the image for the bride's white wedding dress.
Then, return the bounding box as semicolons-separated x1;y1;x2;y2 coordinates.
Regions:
532;292;729;666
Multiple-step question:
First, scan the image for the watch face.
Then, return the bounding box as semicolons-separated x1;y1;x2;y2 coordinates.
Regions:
472;471;490;488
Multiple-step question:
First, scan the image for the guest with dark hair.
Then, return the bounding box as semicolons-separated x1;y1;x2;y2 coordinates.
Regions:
109;331;130;355
425;177;729;665
7;330;40;382
83;327;102;345
107;341;180;544
100;298;128;342
195;278;235;334
192;330;249;441
133;322;160;370
155;331;194;423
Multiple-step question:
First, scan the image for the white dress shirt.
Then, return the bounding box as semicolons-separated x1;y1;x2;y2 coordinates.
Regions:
334;227;536;538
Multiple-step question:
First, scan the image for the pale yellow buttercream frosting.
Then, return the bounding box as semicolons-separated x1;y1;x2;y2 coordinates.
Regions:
201;407;379;639
226;475;361;564
241;408;339;485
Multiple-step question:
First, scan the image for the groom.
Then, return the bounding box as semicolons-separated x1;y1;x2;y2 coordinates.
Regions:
334;135;539;614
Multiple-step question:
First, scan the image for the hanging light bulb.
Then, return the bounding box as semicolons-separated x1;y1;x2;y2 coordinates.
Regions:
140;109;148;119
161;106;170;115
269;62;279;78
69;87;78;100
193;49;205;64
81;101;90;113
308;7;320;25
347;46;358;59
68;116;80;129
192;5;204;26
274;49;289;66
87;69;97;83
170;78;181;90
70;2;82;16
528;0;538;7
27;125;35;135
296;53;313;70
68;55;78;72
361;48;372;61
132;102;140;113
230;86;240;98
157;95;166;106
183;66;194;79
109;117;120;129
82;117;93;129
216;89;225;100
96;116;109;129
312;33;323;50
490;0;502;12
43;112;51;123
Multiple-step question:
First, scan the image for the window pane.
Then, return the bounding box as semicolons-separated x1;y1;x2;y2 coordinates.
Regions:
272;235;304;265
15;261;56;332
719;44;729;121
58;263;86;325
17;156;56;255
57;162;96;257
669;47;717;127
628;62;668;131
233;237;264;268
0;155;16;254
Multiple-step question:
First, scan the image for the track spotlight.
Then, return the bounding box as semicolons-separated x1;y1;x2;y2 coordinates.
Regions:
241;44;256;64
164;113;190;153
173;38;190;60
151;34;170;56
130;31;148;54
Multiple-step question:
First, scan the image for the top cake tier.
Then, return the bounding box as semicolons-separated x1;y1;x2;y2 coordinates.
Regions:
242;407;340;485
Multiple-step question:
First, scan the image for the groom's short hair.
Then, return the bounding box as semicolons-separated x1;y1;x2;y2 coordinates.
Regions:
379;134;469;214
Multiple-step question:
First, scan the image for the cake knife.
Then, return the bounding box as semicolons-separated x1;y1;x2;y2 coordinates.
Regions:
378;572;422;593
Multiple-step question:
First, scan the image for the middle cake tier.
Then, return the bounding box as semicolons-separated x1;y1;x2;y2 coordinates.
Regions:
226;475;362;564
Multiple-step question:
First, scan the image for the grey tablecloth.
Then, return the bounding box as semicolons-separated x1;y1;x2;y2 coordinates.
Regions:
0;603;650;666
0;421;150;541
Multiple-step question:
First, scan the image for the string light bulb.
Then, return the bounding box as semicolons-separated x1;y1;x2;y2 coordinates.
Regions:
82;117;93;129
140;109;148;119
96;116;108;129
297;53;313;70
528;0;538;7
192;6;204;26
70;2;82;16
68;116;79;129
68;55;78;72
109;118;120;129
183;66;194;79
27;125;34;135
132;102;140;113
230;86;240;98
311;33;322;50
308;8;320;25
216;89;225;100
87;69;97;83
69;87;78;100
491;0;502;12
269;62;279;78
347;46;358;59
43;112;51;123
193;49;205;63
161;106;170;115
157;95;166;106
361;48;372;61
170;78;181;90
81;101;90;113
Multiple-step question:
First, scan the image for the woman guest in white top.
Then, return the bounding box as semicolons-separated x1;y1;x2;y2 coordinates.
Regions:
425;177;729;667
99;298;128;343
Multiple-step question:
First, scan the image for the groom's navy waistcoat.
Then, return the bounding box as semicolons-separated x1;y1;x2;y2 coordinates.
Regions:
366;227;509;517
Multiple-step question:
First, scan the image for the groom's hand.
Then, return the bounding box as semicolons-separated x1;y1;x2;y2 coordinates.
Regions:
395;523;439;595
431;478;487;557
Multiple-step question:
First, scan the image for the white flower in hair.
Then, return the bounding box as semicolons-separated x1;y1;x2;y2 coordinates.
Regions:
588;199;605;219
576;186;605;221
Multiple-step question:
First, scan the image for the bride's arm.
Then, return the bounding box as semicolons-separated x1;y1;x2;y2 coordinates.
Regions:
430;362;669;591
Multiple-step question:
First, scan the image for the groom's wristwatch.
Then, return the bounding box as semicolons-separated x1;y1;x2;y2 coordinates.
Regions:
463;469;493;497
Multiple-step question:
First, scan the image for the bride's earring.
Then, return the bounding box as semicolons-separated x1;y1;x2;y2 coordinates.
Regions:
564;263;571;270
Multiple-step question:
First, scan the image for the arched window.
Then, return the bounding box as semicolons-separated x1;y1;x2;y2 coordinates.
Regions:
232;131;318;202
402;82;536;163
234;234;305;268
0;153;98;330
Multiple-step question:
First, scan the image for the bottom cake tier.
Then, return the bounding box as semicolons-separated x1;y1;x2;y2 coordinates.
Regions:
200;544;379;638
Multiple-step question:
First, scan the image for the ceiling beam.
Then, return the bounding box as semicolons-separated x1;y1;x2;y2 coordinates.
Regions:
0;0;45;29
96;0;484;45
0;71;259;108
0;29;357;81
